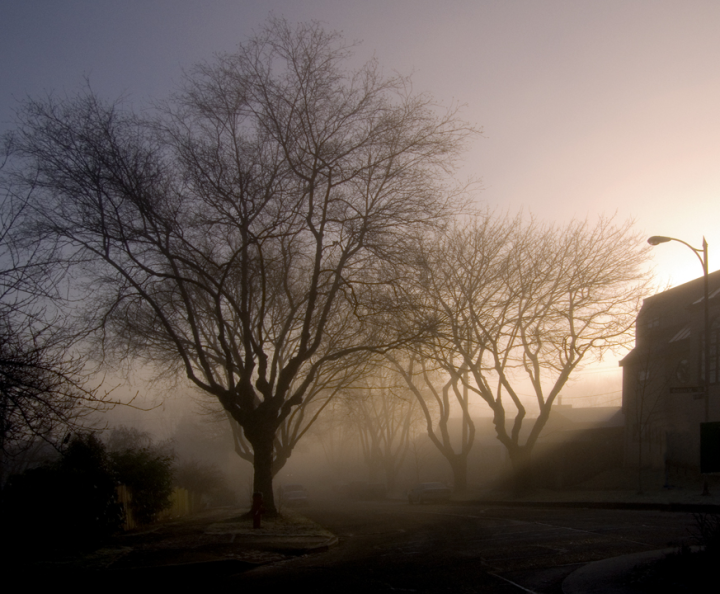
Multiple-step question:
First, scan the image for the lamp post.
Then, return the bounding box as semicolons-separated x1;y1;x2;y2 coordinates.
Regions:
648;235;713;495
647;236;710;422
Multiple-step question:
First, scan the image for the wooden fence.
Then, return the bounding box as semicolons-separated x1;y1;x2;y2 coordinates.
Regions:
116;485;201;530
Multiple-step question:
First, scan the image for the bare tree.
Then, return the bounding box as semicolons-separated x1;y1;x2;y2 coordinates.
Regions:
225;350;371;478
0;159;109;480
414;214;651;490
387;354;475;492
6;20;471;511
344;366;422;493
0;319;99;454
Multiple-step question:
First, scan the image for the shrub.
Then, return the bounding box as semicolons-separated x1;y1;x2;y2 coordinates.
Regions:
2;429;177;554
1;433;122;551
174;459;236;507
693;513;720;554
111;447;174;525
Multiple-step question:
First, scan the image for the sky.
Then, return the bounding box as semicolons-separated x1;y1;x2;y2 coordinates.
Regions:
2;0;719;409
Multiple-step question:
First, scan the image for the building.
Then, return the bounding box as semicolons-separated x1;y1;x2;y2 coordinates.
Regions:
620;270;720;472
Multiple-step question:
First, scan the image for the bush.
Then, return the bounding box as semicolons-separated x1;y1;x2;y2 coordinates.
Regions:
174;459;236;507
111;447;174;525
2;429;177;554
1;433;122;551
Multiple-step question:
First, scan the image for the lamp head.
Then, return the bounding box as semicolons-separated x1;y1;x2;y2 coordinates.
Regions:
648;236;671;246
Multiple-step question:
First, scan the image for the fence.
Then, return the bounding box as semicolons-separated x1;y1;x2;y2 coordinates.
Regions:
116;485;198;531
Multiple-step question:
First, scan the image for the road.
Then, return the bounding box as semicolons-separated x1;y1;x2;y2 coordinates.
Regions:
233;498;697;593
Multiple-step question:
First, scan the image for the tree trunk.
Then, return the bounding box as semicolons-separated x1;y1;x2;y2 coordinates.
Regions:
449;455;468;493
509;446;533;496
251;432;277;514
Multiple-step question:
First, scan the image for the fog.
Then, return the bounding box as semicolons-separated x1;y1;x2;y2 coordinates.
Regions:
2;6;718;588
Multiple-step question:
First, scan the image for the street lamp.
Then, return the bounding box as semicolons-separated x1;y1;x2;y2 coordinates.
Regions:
648;235;712;495
647;235;710;422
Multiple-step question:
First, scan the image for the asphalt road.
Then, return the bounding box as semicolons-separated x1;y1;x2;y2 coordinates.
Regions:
232;498;698;593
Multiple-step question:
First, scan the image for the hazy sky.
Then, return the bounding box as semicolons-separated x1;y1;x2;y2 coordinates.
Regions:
3;0;719;406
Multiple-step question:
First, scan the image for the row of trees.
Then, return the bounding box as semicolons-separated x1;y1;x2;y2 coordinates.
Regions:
394;215;649;490
1;18;651;511
312;212;649;494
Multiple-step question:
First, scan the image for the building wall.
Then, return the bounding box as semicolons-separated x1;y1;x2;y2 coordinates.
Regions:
621;271;720;470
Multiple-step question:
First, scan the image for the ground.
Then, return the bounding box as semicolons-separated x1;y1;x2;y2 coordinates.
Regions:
8;476;720;590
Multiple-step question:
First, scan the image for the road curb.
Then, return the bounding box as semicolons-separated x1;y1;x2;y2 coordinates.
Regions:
457;499;720;513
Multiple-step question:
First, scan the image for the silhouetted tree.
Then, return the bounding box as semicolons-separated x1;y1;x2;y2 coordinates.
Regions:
413;214;651;491
387;354;474;492
0;159;107;480
345;366;423;492
5;19;471;512
224;351;371;478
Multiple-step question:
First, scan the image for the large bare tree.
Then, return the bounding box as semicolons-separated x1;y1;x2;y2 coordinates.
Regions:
414;214;651;489
225;349;371;478
6;19;470;511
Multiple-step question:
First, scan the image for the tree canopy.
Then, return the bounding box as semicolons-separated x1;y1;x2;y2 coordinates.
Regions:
409;213;651;486
4;19;472;511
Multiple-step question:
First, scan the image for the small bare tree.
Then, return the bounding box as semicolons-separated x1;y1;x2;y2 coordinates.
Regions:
387;354;475;492
414;214;651;490
344;366;423;493
6;19;471;511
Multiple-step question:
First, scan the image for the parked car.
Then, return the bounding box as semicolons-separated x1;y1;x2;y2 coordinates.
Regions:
279;483;309;506
408;482;451;504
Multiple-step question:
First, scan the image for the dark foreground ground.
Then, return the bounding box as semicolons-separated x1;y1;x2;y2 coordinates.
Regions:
236;498;704;593
12;490;719;592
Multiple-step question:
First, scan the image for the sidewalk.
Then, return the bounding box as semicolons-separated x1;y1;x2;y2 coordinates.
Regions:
461;466;720;511
467;485;720;512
